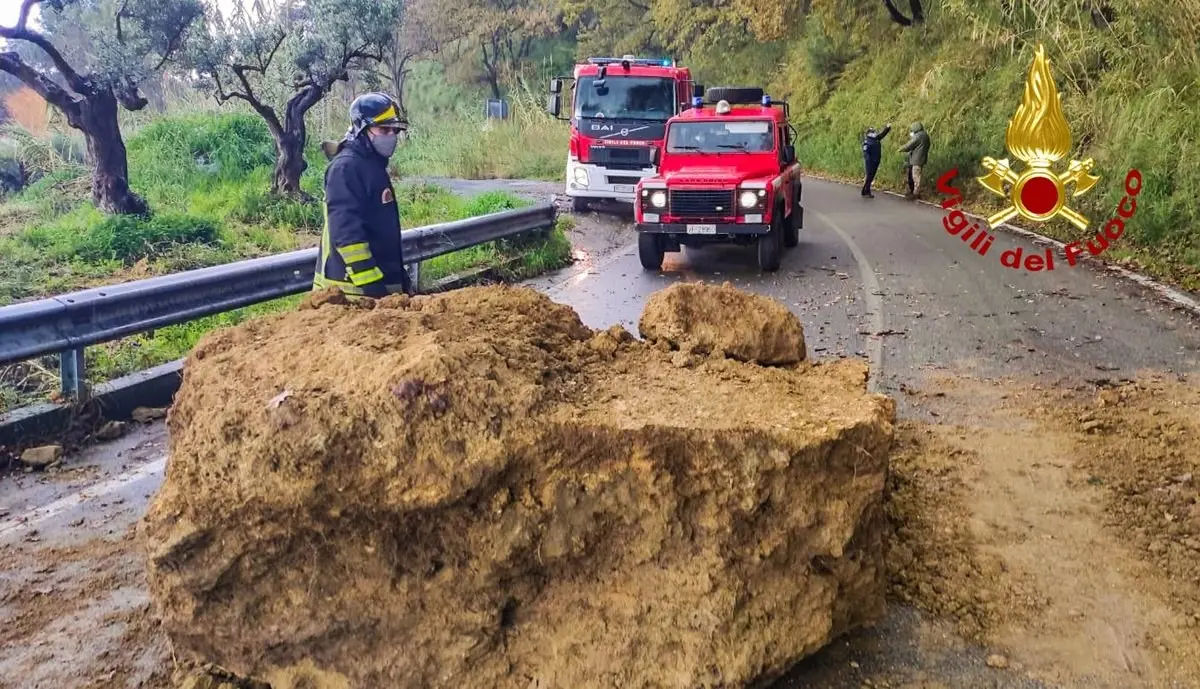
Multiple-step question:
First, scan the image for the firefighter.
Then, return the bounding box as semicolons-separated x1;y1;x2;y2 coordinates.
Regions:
861;122;891;198
313;92;413;298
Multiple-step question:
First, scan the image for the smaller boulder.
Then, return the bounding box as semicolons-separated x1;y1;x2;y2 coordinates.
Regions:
132;407;168;424
95;420;127;441
21;445;63;469
638;281;806;365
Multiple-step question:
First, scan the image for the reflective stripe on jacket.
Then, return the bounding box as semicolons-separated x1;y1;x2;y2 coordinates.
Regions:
313;136;409;295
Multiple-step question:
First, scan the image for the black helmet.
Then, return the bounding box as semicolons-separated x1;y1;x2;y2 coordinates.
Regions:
347;92;404;140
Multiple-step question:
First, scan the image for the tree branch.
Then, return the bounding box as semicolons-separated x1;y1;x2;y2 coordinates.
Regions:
150;11;198;73
116;0;130;44
0;49;82;121
16;0;40;31
0;25;92;94
227;63;283;134
116;82;148;111
883;0;913;25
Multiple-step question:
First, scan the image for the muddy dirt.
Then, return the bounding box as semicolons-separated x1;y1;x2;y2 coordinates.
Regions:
139;284;896;689
872;371;1200;689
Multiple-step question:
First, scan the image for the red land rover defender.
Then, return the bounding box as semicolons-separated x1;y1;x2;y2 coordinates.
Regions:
633;86;803;272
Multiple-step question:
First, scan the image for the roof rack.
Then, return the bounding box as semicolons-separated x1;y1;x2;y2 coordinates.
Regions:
688;95;790;118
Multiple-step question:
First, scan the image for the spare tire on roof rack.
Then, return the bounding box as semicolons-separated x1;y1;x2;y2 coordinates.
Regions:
704;86;765;105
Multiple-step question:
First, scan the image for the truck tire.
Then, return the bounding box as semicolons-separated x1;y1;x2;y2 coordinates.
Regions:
572;197;589;213
639;233;665;270
758;218;783;272
705;86;765;105
784;201;801;248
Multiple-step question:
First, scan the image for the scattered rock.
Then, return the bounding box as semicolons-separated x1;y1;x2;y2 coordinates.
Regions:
20;445;62;469
95;420;127;441
1081;419;1106;433
131;407;168;424
986;654;1009;669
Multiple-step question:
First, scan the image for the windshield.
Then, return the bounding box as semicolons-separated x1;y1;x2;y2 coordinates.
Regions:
667;120;776;153
574;76;675;121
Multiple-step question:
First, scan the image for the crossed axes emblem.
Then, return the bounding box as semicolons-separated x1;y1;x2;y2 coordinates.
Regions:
978;156;1101;231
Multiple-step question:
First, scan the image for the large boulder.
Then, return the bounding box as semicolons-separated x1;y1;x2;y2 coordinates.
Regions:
140;283;895;689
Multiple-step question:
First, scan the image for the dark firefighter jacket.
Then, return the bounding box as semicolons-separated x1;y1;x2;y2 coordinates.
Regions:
313;136;409;296
862;124;891;164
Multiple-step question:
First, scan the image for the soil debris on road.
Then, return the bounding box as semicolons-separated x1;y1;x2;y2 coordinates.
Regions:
139;283;895;689
870;371;1200;689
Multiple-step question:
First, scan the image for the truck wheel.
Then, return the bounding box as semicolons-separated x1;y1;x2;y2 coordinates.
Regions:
639;233;665;270
758;220;782;272
784;203;801;248
571;197;589;213
704;86;765;105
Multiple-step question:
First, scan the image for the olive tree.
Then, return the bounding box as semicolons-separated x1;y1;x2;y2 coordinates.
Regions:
0;0;203;214
188;0;401;199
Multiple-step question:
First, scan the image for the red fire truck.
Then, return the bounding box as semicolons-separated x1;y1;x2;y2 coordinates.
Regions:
547;56;701;212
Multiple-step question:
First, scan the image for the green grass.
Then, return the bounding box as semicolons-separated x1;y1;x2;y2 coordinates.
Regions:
393;89;567;182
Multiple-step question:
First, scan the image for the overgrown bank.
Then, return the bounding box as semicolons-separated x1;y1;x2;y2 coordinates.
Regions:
698;2;1197;290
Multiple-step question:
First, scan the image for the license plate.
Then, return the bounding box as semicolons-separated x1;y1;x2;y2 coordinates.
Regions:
614;184;634;194
686;224;717;234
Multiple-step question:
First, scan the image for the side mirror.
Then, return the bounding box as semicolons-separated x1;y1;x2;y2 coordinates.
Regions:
550;78;562;94
650;147;660;165
547;94;562;117
783;145;796;164
692;83;705;99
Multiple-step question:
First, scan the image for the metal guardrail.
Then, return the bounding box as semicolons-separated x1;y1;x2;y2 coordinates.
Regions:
0;202;556;400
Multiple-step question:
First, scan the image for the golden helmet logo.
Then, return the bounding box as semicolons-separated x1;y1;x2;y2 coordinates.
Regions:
977;43;1101;230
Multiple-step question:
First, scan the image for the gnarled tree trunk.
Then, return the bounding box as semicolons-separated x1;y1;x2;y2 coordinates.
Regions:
265;84;324;199
271;129;308;198
76;91;149;215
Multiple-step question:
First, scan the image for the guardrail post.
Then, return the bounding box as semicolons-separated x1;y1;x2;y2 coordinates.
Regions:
60;347;88;401
407;262;421;292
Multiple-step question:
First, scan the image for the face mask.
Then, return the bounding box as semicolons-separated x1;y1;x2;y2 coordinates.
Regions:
370;132;398;158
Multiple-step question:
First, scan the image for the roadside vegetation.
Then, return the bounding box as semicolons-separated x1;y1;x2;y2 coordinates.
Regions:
0;110;569;411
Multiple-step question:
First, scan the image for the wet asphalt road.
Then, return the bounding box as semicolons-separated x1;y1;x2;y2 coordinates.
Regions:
2;176;1199;688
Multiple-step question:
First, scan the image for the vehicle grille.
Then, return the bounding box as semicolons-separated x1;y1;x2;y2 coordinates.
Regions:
589;146;652;171
669;189;735;218
606;175;640;185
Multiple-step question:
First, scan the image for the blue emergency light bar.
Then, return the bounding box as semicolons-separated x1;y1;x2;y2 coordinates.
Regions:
762;95;772;106
692;96;703;107
586;56;675;67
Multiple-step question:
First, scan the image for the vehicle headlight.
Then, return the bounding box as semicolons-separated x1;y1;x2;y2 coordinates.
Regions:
739;190;762;208
573;167;589;186
650;191;667;208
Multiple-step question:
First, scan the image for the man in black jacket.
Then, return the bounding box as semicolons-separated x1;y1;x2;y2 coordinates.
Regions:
861;122;891;198
313;92;413;297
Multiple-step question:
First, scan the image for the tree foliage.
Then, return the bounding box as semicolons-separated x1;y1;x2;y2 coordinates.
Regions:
0;0;203;214
428;0;562;99
378;0;443;115
187;0;402;197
